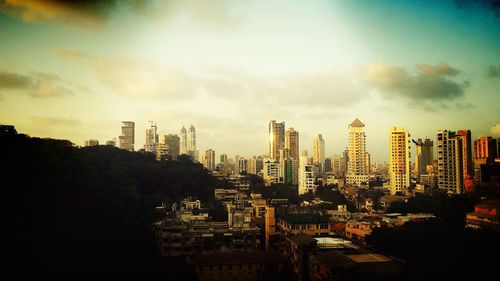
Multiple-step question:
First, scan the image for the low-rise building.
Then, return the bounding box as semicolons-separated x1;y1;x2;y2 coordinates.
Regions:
277;213;330;236
466;199;500;232
191;251;284;281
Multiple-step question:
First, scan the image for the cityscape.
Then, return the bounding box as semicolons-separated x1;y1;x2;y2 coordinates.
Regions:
2;1;500;281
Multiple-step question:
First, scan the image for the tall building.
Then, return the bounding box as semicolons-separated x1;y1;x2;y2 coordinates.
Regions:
324;157;332;173
180;126;188;155
203;149;216;171
298;156;317;195
473;136;499;186
313;134;325;175
346;119;368;186
457;130;473;183
144;121;159;153
119;121;135;152
269;120;285;161
237;158;248;174
188;124;196;154
389;127;410;195
285;128;299;160
220;154;228;165
365;152;371;175
248;156;264;175
84;139;99;147
413;138;433;177
165;134;180;160
437;130;472;194
332;154;341;177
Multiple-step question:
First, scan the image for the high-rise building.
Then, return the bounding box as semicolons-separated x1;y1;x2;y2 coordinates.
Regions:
119;121;135;152
237;158;248;174
413;138;433;177
144;121;158;153
298;156;317;195
220;154;228;165
346;119;368;186
324;157;332;173
457;130;473;183
473;136;499;186
313;134;325;174
269;120;285;161
332;154;341;177
180;126;188;155
84;139;99;147
248;156;263;175
437;130;472;194
365;152;371;175
165;134;180;160
285;128;299;160
389;127;410;195
188;124;196;154
203;149;216;171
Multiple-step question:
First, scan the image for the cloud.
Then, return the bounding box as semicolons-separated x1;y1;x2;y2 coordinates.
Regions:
491;124;500;136
30;116;82;127
56;49;197;99
454;0;500;17
56;49;367;107
486;65;500;78
0;70;73;98
360;62;469;101
0;0;245;28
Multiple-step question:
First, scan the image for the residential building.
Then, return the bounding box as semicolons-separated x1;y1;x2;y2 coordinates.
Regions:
180;126;187;155
313;134;325;175
346;119;369;186
389;127;410;195
119;121;134;151
263;159;279;186
84;139;99;146
413;138;433;177
299;156;317;195
437;130;472;194
144;121;158;153
203;149;216;171
269;120;285;161
285;127;299;160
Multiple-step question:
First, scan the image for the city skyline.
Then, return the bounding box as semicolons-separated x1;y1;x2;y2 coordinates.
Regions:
0;0;499;162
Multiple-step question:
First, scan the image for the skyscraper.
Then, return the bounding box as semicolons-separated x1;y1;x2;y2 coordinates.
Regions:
144;121;158;153
413;138;433;177
346;119;368;186
269;120;285;161
188;124;196;154
203;149;216;171
180;126;187;155
457;130;473;184
437;130;471;194
313;134;325;174
389;127;410;195
248;156;263;175
119;121;135;152
285;127;299;160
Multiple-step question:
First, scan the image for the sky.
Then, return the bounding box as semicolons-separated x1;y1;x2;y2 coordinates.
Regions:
0;0;499;162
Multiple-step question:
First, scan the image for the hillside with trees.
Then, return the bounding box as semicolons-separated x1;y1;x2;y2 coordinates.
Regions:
2;125;215;279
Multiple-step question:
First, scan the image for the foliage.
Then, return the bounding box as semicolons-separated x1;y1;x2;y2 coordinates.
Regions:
3;128;216;277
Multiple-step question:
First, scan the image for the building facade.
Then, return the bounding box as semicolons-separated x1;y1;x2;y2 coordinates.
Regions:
389;127;410;195
299;156;317;195
313;134;325;175
269;120;285;161
119;121;135;151
346;119;369;186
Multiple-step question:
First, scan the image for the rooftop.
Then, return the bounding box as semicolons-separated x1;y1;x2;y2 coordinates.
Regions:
349;118;365;127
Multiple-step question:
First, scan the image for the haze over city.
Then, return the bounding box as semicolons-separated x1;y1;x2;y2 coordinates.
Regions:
1;0;499;162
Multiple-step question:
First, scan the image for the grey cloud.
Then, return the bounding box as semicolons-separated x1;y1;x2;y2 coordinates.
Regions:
0;70;73;98
0;0;244;28
361;62;469;101
454;0;500;17
486;65;500;78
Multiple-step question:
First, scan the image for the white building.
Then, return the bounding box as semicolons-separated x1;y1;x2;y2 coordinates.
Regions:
437;130;466;194
269;120;285;161
346;119;369;186
144;121;158;153
263;159;279;186
389;127;410;195
203;149;216;171
299;156;317;195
